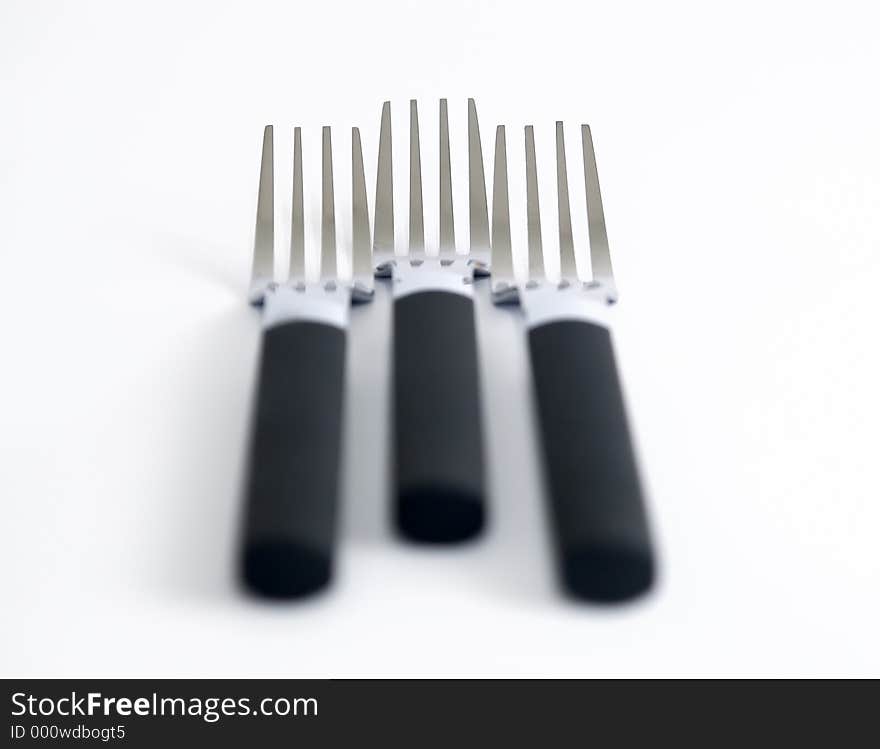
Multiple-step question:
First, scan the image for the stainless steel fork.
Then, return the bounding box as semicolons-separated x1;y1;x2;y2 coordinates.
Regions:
241;124;373;598
373;99;491;543
491;121;656;601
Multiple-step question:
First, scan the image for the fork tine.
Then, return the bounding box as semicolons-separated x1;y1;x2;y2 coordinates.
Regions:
289;126;304;280
491;125;513;279
351;127;372;278
581;124;614;282
524;125;544;280
439;98;455;254
250;125;274;291
555;122;576;279
468;99;490;254
409;100;424;256
374;102;394;254
321;126;336;279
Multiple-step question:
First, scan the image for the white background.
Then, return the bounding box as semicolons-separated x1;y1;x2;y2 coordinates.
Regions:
2;0;879;677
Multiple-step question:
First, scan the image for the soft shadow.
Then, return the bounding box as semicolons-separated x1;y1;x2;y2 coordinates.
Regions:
466;283;558;607
154;306;260;605
340;282;393;546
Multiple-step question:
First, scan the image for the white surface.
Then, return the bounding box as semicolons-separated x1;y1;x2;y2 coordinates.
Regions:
2;0;880;678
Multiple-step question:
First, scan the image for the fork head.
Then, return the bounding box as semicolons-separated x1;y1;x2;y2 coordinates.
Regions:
490;121;618;307
248;124;374;309
372;98;491;281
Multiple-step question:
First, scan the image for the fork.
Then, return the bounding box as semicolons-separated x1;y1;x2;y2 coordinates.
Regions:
373;99;491;542
490;121;656;601
241;123;374;598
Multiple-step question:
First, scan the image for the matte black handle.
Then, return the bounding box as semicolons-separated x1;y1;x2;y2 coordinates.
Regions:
393;290;486;542
241;320;346;598
528;319;655;602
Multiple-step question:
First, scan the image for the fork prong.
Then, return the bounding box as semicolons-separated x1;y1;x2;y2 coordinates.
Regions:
289;126;304;280
581;124;614;282
439;99;455;254
250;125;274;291
468;99;490;254
524;126;544;280
321;126;336;279
373;102;394;255
490;125;513;279
555;122;576;279
408;100;424;256
351;127;372;278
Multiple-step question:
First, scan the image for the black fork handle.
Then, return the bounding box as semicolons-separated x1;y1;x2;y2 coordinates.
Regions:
393;289;486;542
241;320;346;598
528;318;656;602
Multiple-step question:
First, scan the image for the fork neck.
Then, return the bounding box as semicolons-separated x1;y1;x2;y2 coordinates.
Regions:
519;279;617;330
260;282;351;330
388;255;475;300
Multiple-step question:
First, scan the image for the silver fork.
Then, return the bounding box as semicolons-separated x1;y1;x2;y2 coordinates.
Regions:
491;121;656;602
373;99;491;543
241;123;373;598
